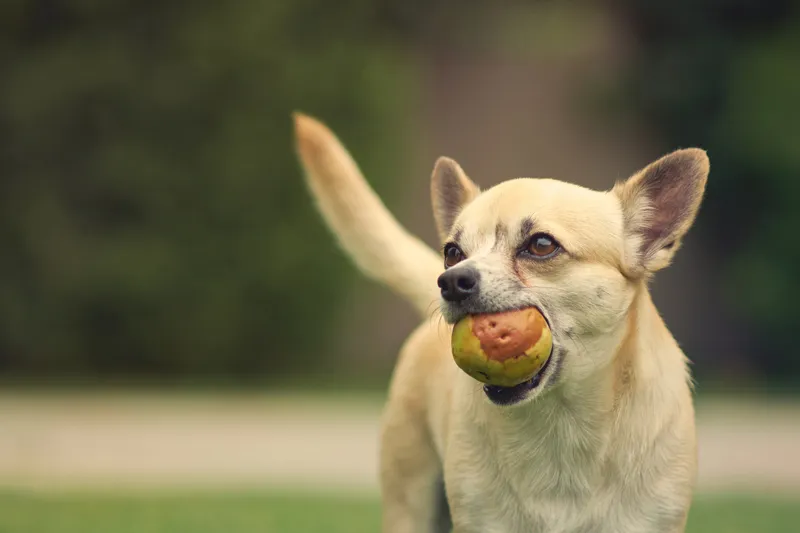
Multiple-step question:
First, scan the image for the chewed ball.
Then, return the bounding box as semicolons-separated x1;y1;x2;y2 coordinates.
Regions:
451;307;553;387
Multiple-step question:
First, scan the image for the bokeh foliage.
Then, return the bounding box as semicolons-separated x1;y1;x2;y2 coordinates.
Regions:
1;0;798;384
616;0;800;380
0;0;413;378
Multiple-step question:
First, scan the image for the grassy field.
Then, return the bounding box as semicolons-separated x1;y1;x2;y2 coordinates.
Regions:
0;491;797;533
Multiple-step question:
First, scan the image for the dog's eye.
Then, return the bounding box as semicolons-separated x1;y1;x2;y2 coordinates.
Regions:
444;244;465;268
526;234;559;258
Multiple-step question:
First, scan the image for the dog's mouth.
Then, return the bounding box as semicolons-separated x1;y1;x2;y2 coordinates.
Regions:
449;305;558;407
483;346;554;406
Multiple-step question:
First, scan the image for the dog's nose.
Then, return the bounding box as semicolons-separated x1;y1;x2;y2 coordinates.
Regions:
437;267;480;302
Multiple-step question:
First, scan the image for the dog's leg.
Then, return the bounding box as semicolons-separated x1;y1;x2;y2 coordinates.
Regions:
379;322;453;533
669;512;689;533
432;477;453;532
380;401;449;533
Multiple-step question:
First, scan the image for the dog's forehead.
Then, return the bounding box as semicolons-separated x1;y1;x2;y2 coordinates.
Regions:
454;178;624;260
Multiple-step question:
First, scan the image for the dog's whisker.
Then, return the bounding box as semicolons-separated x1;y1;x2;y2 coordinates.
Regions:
426;299;441;317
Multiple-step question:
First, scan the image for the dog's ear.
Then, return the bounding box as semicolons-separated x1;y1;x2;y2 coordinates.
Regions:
614;148;709;275
431;157;480;242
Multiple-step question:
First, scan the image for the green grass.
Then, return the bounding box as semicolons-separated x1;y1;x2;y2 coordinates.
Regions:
0;491;796;532
0;491;380;533
687;494;798;532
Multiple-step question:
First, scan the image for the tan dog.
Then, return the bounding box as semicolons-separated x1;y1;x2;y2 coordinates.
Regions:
293;113;707;533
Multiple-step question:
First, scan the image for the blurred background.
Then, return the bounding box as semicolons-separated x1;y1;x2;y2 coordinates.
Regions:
1;0;799;532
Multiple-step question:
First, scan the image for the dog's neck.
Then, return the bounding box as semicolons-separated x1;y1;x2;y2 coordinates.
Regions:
494;284;691;461
614;283;690;401
556;282;688;406
472;284;696;504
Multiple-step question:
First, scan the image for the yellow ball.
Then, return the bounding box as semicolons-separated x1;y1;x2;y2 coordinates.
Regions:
451;308;552;387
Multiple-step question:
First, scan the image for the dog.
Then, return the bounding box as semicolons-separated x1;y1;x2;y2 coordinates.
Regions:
293;112;707;533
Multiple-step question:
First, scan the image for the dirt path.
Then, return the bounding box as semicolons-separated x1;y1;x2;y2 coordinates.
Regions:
1;392;798;494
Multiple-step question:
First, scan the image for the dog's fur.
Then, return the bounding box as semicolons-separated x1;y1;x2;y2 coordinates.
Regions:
293;113;708;533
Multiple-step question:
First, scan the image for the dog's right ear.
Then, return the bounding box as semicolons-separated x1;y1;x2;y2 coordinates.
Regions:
614;148;709;276
431;157;480;243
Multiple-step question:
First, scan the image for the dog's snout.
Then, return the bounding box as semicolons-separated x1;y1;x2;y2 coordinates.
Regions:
438;266;480;302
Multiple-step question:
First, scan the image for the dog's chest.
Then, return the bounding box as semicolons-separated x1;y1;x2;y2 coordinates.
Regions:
444;442;665;533
444;419;603;532
442;399;684;533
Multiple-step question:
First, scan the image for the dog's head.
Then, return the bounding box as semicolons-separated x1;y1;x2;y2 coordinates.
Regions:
432;150;709;406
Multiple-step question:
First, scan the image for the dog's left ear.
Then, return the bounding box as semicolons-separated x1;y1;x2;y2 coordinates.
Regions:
431;157;480;243
614;148;709;275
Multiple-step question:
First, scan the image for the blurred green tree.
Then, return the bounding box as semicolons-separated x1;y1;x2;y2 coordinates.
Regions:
615;0;800;382
0;0;415;380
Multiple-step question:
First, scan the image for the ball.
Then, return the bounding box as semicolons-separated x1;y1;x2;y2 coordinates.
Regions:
451;307;552;387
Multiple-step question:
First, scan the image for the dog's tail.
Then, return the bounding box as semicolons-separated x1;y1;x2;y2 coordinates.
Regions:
293;113;442;317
